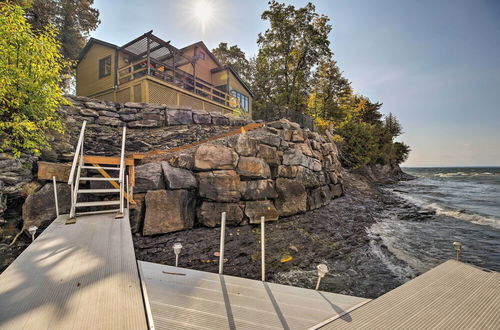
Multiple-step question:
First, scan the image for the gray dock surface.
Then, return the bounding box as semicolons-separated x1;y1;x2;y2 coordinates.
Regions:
0;212;148;330
138;261;369;330
320;260;500;329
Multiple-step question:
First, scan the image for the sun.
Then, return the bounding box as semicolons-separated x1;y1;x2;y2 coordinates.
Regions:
193;0;213;32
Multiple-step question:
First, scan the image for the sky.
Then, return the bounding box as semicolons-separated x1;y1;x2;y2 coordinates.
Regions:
91;0;500;167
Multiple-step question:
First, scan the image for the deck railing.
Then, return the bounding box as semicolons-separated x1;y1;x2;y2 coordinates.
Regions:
118;59;231;107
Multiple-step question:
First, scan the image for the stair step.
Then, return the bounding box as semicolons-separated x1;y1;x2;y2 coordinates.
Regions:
79;177;120;181
81;165;120;171
77;189;120;194
75;200;121;207
76;209;121;216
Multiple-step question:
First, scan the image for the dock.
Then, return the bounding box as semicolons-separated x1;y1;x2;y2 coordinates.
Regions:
1;210;499;329
0;212;147;330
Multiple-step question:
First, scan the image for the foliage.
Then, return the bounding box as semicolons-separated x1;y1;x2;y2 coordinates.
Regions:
5;0;100;90
212;1;413;167
254;1;332;113
0;3;68;156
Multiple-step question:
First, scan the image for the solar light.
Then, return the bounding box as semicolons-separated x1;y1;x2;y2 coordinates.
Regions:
453;242;462;261
315;263;329;290
28;226;38;242
173;243;182;267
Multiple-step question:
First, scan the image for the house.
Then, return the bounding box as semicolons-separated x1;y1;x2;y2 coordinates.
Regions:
76;31;253;116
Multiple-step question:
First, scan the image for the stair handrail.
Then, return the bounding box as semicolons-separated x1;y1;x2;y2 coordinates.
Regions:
119;125;126;214
68;121;87;186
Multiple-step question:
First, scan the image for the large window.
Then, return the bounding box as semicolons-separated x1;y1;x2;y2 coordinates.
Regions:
99;56;111;79
230;90;249;112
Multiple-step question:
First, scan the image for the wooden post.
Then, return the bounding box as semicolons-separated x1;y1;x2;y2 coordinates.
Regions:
52;176;59;217
261;216;265;281
219;212;227;274
146;35;151;76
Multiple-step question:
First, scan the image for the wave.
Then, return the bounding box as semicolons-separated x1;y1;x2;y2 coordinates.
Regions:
390;190;500;229
433;172;499;178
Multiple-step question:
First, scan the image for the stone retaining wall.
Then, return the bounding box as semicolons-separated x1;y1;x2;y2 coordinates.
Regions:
63;95;251;130
130;118;344;235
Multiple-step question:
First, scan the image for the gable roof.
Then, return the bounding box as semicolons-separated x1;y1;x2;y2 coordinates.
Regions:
180;41;222;67
77;38;119;62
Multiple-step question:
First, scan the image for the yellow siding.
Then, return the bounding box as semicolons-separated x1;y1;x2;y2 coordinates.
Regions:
76;43;115;97
116;87;131;104
94;92;114;102
212;70;227;87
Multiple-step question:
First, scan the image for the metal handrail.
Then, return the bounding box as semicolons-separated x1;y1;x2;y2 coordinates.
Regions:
119;126;126;214
68;121;87;185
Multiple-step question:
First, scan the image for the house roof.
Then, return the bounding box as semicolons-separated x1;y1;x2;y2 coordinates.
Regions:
77;38;119;62
180;41;222;67
212;65;254;97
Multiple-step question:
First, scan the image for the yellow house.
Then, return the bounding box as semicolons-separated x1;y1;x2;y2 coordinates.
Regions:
76;31;253;116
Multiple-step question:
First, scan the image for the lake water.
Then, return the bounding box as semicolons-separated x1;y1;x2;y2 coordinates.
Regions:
369;167;500;278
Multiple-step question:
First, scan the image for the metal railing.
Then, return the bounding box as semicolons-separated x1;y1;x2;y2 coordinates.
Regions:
68;121;87;218
118;126;126;215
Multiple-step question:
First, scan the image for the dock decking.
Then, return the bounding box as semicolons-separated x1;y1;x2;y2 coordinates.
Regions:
320;260;500;329
138;261;369;330
0;212;148;330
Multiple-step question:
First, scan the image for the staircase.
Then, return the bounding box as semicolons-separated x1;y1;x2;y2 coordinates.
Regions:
67;121;129;222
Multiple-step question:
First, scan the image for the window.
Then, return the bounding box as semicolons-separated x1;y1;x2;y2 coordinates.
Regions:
99;56;111;78
230;90;249;112
196;50;205;60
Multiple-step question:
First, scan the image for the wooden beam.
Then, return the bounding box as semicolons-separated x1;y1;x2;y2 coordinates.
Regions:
83;156;134;166
92;164;136;205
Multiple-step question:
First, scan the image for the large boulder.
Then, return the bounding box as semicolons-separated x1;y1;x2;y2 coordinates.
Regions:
277;165;300;178
192;110;211;124
307;185;332;210
274;178;307;216
240;180;278;200
166;109;193;125
283;148;322;172
22;183;71;228
134;163;164;193
129;193;145;234
296;166;323;188
194;144;239;170
236;157;271;179
143;190;195;235
258;144;280;166
198;170;241;202
210;112;230;125
330;183;343;198
161;162;197;189
244;200;279;223
235;134;258;157
97;117;122;127
197;202;243;227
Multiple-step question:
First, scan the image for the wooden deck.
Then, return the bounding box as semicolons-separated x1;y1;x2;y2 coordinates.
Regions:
0;212;148;330
138;261;369;330
319;260;500;329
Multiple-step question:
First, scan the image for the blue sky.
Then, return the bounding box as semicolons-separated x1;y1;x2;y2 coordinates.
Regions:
92;0;500;166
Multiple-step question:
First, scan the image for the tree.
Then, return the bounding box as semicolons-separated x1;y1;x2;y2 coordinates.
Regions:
4;0;100;89
0;3;68;156
384;112;403;138
212;42;252;85
255;1;332;113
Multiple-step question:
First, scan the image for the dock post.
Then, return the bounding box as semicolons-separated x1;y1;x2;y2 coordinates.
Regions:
219;212;227;274
52;176;59;217
261;216;265;281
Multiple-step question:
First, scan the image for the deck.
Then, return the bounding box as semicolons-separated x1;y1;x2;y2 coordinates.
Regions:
138;261;369;330
0;211;148;330
319;260;500;329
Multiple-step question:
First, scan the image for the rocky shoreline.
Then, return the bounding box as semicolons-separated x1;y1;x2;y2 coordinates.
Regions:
134;168;414;299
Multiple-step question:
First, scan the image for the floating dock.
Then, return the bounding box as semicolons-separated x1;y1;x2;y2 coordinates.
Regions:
0;211;499;329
